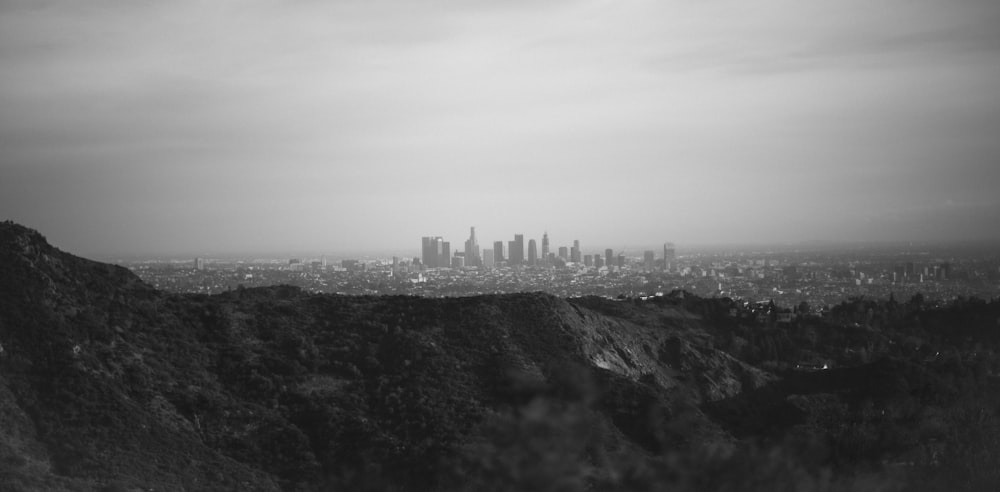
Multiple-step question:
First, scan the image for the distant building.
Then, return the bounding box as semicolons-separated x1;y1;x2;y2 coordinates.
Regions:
595;255;605;268
493;241;505;263
571;240;581;263
663;242;676;271
509;234;525;266
558;246;569;261
194;258;205;270
605;249;614;269
483;248;495;269
584;254;593;267
452;256;464;269
441;241;450;269
528;239;537;266
617;254;625;268
464;227;480;267
422;236;444;269
644;250;655;271
542;231;550;266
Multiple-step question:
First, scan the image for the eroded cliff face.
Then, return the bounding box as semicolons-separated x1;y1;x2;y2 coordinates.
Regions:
0;222;773;491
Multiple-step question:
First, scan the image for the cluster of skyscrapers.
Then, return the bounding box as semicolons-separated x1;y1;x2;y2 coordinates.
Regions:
421;227;676;271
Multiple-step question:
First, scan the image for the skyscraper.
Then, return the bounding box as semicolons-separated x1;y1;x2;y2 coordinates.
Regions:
422;236;444;268
464;227;480;267
483;249;495;269
605;249;613;269
510;234;524;266
571;239;581;263
440;241;450;268
644;250;655;271
542;231;550;265
558;246;568;260
528;239;537;266
493;241;505;263
663;242;675;271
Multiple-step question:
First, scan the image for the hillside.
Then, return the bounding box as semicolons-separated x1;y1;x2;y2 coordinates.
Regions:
1;221;999;491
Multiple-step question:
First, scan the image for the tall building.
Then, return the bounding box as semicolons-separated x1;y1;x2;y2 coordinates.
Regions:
584;254;593;267
440;241;450;268
528;239;537;266
422;236;443;268
542;231;550;265
464;227;480;267
493;241;505;263
483;249;495;269
509;234;524;266
558;246;568;260
571;239;581;263
194;258;205;270
605;249;614;269
663;242;675;271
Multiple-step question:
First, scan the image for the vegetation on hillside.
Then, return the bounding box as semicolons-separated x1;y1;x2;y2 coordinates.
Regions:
1;221;999;491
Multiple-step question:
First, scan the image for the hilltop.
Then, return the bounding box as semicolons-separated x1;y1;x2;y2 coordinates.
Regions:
1;221;999;491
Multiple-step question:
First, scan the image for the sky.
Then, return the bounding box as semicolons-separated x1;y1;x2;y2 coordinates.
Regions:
2;0;999;257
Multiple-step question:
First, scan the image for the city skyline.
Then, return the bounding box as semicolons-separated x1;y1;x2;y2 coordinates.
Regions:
2;1;1000;257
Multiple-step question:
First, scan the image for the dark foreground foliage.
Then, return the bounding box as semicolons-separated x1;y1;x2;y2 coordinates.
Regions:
1;221;999;491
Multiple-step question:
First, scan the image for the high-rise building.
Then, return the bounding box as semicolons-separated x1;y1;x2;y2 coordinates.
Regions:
542;231;550;265
528;239;537;266
617;254;626;268
595;255;605;268
571;239;581;263
483;249;495;269
194;258;205;270
509;234;524;266
605;249;614;269
440;241;450;268
464;227;480;267
584;255;593;267
422;236;443;268
558;246;568;260
493;241;505;263
663;242;675;271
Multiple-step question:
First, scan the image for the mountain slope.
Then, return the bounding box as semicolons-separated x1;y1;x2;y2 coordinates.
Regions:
0;222;774;490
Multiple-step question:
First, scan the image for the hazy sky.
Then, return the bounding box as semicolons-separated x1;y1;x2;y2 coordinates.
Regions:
2;0;999;256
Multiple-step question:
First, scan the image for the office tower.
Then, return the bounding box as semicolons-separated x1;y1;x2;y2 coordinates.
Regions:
422;236;444;268
464;226;480;267
663;242;675;271
584;255;593;267
618;254;625;268
605;249;613;269
571;239;581;263
493;241;505;263
542;231;550;265
528;239;537;266
595;255;605;268
441;241;450;268
558;246;568;260
452;256;465;269
483;249;495;269
644;250;655;271
194;258;205;270
509;234;524;266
